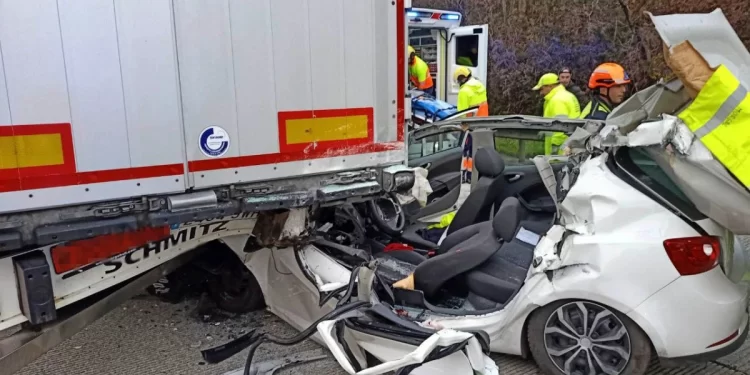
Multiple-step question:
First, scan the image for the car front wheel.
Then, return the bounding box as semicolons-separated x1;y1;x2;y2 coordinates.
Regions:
527;300;651;375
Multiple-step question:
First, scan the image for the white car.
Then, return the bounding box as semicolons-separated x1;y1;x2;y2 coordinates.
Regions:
203;110;748;375
204;10;750;375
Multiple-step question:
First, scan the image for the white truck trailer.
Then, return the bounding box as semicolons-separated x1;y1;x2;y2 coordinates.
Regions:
0;0;416;371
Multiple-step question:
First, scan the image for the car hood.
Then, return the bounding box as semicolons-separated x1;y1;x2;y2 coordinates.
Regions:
564;9;750;235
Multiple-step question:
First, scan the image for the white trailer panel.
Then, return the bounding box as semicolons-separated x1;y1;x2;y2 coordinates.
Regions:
0;0;406;213
58;0;131;172
113;0;186;169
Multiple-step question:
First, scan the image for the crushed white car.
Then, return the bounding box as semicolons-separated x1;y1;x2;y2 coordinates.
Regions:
205;8;750;375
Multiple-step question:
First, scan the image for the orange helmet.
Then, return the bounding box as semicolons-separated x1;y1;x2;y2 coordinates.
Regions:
588;63;631;89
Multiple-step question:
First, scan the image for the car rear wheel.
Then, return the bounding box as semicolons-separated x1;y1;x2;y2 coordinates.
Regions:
527;300;651;375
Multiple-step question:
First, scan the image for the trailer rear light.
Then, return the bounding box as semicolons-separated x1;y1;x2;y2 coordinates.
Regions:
663;236;720;276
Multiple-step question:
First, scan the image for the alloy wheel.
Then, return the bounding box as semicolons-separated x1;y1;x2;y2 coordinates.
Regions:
543;301;632;375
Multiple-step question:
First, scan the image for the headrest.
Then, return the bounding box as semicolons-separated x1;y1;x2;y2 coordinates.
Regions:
492;197;524;241
474;148;505;178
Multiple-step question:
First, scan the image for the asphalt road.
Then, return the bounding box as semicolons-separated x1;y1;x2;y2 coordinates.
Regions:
15;293;750;375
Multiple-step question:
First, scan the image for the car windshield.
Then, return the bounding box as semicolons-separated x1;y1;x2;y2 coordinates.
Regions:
615;147;705;220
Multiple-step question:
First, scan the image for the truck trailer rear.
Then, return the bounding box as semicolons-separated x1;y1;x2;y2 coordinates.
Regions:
0;0;413;371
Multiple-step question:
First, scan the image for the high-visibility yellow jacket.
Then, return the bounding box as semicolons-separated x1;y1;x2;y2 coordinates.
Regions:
542;85;580;155
580;96;612;120
678;65;750;187
457;77;489;117
409;56;434;91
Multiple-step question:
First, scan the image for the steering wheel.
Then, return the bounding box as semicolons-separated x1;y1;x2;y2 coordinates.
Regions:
367;193;406;236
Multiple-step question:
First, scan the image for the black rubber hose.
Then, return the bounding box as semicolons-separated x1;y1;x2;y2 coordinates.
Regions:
335;266;361;308
242;300;371;374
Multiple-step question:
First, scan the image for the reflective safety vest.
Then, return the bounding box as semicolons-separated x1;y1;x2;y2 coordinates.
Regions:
579;96;612;121
457;78;489;117
409;56;434;91
542;85;580;155
678;65;750;187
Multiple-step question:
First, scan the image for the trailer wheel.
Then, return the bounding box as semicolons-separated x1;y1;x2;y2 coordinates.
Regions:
207;260;265;313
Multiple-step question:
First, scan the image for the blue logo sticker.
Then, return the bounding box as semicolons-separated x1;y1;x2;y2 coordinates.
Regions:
170;223;180;230
199;126;230;157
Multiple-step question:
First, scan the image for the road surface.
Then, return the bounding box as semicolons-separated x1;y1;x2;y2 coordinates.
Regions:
16;293;750;375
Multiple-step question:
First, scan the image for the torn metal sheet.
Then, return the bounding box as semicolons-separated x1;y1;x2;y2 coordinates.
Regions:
649;9;750;88
318;322;499;375
558;155;614;235
606;80;691;133
530;225;565;274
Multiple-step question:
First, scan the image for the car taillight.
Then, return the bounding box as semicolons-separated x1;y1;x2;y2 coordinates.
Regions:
663;236;721;276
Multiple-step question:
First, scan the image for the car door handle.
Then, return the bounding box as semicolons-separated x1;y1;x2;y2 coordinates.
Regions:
505;173;523;182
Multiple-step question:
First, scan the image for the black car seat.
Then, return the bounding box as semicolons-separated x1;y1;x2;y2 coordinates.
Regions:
398;147;507;250
412;197;525;299
444;147;507;236
464;217;553;310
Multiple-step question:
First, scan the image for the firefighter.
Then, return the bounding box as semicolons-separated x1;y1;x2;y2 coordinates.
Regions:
408;46;435;97
580;62;631;120
453;66;489;117
532;73;580;155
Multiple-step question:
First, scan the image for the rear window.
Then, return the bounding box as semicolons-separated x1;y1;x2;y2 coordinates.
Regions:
614;147;705;220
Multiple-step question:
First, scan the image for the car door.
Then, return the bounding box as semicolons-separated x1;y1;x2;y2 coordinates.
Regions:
408;125;464;199
473;122;577;216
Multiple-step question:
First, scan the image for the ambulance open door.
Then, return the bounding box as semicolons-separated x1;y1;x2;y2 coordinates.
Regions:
446;25;488;106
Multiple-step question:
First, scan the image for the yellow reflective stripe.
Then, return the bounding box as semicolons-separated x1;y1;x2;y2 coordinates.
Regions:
0;134;65;169
679;65;738;132
694;84;747;138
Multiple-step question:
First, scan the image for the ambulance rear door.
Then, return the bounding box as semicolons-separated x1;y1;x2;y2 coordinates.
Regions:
446;25;488;106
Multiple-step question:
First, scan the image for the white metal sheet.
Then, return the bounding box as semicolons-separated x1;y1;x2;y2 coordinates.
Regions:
0;0;71;125
308;0;346;110
649;9;750;89
229;0;279;156
114;0;186;168
0;174;184;214
173;0;240;161
375;0;398;143
0;43;10;125
58;0;130;171
343;1;376;110
270;0;313;112
193;149;404;188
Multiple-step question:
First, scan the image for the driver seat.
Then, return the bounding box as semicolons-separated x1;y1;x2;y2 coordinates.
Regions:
400;147;507;249
412;197;525;299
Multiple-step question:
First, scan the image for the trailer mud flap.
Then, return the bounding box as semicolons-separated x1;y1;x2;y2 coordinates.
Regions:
317;320;499;375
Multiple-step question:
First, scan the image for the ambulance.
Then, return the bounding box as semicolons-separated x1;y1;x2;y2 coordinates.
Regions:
406;7;489;104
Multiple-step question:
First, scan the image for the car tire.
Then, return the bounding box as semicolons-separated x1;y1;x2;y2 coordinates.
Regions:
207;260;265;313
527;300;651;375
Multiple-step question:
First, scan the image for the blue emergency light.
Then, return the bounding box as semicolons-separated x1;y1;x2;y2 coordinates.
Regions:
440;14;460;20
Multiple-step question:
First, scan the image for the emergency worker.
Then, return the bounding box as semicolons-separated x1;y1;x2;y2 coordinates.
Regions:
408;46;435;97
559;67;587;106
453;66;489;117
532;73;580;155
580;62;631;120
